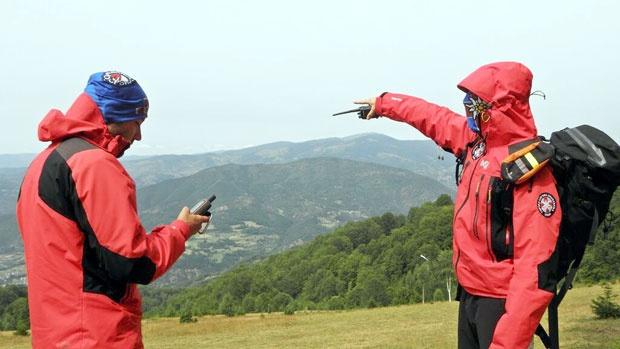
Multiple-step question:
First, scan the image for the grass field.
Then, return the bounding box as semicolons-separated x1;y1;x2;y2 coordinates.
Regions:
1;283;618;348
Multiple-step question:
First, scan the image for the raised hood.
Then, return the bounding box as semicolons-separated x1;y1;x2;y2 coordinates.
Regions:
458;62;538;147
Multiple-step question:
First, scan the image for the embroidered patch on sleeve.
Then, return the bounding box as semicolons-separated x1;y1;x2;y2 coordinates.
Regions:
537;193;557;217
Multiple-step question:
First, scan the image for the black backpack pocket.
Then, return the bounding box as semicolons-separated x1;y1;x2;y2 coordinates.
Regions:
488;177;514;261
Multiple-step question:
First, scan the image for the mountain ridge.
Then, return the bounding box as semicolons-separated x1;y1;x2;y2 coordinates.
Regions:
137;157;454;285
0;134;455;286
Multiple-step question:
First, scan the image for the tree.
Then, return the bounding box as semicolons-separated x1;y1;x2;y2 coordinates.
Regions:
434;194;453;206
241;294;256;313
436;249;456;302
179;308;197;323
330;235;353;253
223;269;253;301
1;297;29;335
344;221;383;248
303;269;345;303
219;294;236;317
374;212;405;234
284;303;296;315
254;293;273;313
275;262;311;298
432;288;445;303
591;284;620;319
580;224;620;283
382;244;407;279
270;292;293;312
354;268;390;308
325;296;346;310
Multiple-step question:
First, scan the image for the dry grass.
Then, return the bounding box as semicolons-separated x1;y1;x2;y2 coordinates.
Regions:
1;283;618;348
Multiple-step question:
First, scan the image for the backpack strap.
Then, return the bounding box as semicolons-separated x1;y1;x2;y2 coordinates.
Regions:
501;139;555;184
536;211;596;349
537;250;587;349
535;324;552;349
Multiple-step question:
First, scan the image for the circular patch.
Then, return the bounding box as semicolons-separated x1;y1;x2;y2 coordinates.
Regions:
103;71;135;86
471;141;486;160
537;193;557;217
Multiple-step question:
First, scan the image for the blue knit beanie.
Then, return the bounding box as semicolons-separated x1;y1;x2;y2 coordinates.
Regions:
84;71;149;124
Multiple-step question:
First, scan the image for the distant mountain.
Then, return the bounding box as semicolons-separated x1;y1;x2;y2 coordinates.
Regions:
0;133;455;215
123;133;455;188
0;154;36;169
136;157;453;285
0;134;456;286
0;168;25;216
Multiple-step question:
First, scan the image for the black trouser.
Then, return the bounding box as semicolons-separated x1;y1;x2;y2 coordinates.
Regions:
458;288;506;349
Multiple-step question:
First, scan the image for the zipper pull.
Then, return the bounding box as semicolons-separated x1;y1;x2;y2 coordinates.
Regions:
476;175;485;196
487;178;493;203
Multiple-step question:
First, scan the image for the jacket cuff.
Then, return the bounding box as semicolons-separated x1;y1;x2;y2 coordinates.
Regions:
374;92;388;116
170;220;192;240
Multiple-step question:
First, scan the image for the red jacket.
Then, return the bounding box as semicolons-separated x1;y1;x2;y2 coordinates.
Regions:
375;62;561;349
16;93;191;348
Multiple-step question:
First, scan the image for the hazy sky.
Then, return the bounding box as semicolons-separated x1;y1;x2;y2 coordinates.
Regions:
1;0;618;155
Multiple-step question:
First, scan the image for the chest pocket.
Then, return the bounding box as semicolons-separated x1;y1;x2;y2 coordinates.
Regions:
488;176;514;261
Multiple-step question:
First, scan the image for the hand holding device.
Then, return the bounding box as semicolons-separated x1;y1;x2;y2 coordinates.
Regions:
332;105;372;119
190;195;216;234
190;195;216;215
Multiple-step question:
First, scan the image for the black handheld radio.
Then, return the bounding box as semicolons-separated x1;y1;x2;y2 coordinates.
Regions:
332;105;371;119
190;195;216;233
190;195;216;215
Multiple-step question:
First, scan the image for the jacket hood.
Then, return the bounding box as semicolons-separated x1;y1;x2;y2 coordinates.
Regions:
38;93;131;157
457;62;538;147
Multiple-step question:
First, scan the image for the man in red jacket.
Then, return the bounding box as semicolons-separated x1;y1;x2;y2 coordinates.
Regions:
16;71;210;348
355;62;560;349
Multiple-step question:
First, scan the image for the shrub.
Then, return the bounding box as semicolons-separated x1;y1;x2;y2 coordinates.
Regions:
284;303;296;315
432;289;445;303
591;284;620;319
326;296;346;310
179;309;197;323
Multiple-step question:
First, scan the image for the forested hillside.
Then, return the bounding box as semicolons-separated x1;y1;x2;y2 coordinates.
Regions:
0;157;453;286
2;191;619;332
138;157;453;285
143;190;620;318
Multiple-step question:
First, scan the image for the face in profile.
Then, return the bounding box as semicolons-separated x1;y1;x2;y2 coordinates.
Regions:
107;119;144;145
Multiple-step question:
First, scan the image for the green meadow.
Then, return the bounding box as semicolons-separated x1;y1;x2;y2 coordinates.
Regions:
1;283;618;348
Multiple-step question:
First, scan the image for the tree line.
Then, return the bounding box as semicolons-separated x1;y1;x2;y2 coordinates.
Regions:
142;191;620;318
2;190;619;331
0;285;29;334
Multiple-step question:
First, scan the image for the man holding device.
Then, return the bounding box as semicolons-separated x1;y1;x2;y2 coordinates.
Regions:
351;62;560;349
16;71;211;348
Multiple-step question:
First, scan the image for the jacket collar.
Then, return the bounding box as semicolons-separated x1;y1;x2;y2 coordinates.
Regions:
38;93;131;158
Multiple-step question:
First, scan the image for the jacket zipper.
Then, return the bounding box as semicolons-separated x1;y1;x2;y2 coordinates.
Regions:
486;178;496;262
472;175;485;240
453;155;482;272
453;160;476;223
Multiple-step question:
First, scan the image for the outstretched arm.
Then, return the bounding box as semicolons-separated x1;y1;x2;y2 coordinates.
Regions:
355;93;475;156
